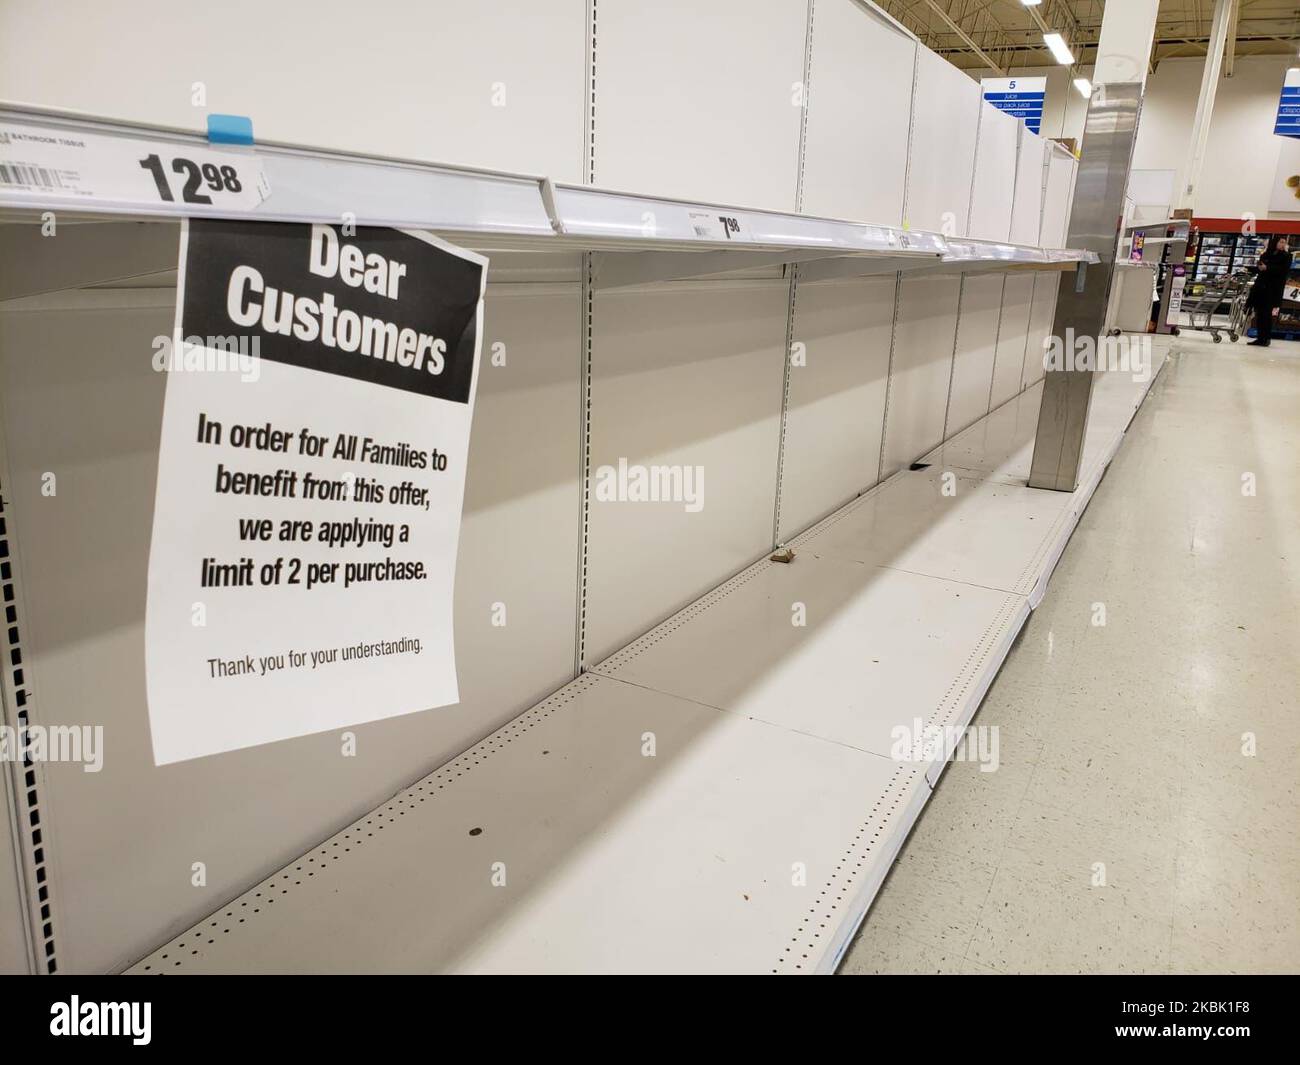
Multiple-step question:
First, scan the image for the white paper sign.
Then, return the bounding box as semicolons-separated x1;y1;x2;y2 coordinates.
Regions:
0;123;268;210
1165;271;1187;324
145;220;486;763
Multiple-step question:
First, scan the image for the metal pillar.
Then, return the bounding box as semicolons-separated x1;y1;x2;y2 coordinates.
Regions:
1179;0;1234;208
1027;83;1144;492
1027;0;1160;494
1092;0;1160;88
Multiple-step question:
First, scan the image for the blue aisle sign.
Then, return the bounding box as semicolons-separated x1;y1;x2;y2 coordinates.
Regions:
1275;67;1300;138
981;76;1047;135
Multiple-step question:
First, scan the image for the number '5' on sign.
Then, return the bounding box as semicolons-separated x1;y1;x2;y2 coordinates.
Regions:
139;153;244;204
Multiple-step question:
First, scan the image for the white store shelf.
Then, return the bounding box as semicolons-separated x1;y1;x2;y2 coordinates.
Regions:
594;557;1026;785
790;467;1077;598
127;671;929;975
0;103;1091;284
553;182;921;252
127;359;1166;976
922;360;1165;492
0;104;556;238
943;239;1047;266
799;239;1092;284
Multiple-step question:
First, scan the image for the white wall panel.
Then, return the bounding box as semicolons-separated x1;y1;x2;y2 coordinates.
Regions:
967;104;1019;242
1022;272;1060;389
777;275;897;542
585;282;788;664
945;274;1004;436
0;275;581;973
989;273;1034;408
594;0;808;210
0;1;589;182
905;49;980;235
880;275;961;478
1131;54;1296;220
801;0;915;224
1040;148;1076;249
1009;128;1048;246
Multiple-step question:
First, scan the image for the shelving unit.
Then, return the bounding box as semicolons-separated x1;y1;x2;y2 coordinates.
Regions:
1188;230;1274;315
1190;231;1290;281
1231;234;1269;274
0;105;1093;289
1192;232;1234;285
123;358;1166;974
1;0;1111;976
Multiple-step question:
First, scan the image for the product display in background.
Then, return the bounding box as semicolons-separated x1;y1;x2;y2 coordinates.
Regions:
145;220;487;764
1280;275;1300;337
1268;136;1300;211
1187;231;1275;299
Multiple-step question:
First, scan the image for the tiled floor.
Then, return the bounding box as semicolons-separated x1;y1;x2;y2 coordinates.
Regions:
840;333;1300;975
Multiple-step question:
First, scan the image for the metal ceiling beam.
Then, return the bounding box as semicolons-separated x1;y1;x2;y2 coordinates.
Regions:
877;0;937;47
1180;0;1235;208
1224;0;1242;76
921;0;1005;73
898;0;1298;70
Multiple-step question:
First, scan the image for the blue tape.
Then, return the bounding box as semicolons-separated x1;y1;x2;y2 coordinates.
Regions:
207;114;254;146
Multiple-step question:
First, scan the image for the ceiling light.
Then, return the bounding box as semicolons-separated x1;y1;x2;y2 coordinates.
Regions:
1020;0;1043;6
1073;77;1092;98
1043;32;1075;65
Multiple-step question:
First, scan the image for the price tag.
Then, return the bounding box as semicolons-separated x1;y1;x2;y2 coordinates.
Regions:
686;209;748;243
0;123;270;211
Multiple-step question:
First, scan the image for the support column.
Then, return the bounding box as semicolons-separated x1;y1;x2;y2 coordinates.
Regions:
1027;0;1159;493
1180;0;1234;208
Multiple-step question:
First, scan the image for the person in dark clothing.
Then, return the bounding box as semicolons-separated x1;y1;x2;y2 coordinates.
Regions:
1247;235;1293;346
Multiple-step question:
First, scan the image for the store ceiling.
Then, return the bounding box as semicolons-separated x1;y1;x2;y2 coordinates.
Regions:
877;0;1300;76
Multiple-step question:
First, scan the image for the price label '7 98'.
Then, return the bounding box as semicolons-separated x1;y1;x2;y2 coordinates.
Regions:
687;209;749;243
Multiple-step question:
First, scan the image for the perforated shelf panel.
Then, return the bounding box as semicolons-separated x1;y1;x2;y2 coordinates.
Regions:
789;467;1077;598
922;366;1159;490
594;558;1025;772
127;359;1164;975
128;671;926;975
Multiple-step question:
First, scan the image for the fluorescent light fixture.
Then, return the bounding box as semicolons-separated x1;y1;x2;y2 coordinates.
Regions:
1073;77;1092;98
1020;0;1043;6
1043;32;1075;65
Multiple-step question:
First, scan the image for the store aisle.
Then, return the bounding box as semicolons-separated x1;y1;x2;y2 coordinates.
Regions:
840;334;1300;975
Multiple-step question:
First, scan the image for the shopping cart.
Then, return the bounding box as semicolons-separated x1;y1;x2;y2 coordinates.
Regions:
1228;277;1255;342
1186;271;1253;343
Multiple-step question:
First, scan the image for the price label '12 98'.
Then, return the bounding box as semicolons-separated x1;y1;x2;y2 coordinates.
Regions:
139;153;247;205
0;122;269;211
